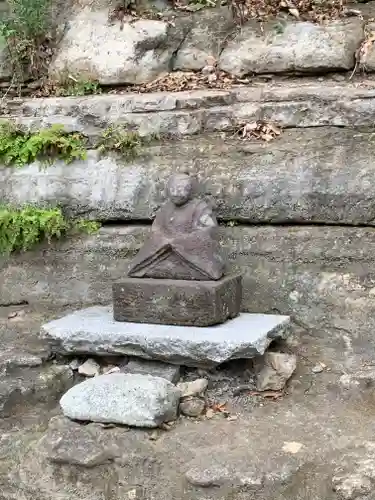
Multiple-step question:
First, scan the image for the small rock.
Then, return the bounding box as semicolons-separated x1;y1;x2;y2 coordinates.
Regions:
103;365;120;375
177;378;208;397
202;64;215;75
205;408;215;419
44;416;119;467
311;362;325;374
149;430;159;441
69;359;81;371
282;442;304;454
78;359;100;377
180;397;205;417
123;358;180;383
256;352;297;391
60;373;181;428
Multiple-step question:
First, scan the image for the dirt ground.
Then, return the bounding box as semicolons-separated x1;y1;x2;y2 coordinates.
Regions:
1;304;375;500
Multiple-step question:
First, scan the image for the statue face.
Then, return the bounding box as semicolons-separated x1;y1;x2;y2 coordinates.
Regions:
167;174;193;206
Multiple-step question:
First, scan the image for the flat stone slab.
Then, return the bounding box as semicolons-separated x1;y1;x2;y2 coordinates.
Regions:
122;358;181;383
40;306;290;368
112;273;242;326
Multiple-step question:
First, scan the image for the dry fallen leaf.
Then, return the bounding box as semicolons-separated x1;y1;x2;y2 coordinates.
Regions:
211;402;228;413
240;120;281;142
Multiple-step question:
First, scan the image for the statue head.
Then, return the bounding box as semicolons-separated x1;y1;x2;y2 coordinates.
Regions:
167;173;195;206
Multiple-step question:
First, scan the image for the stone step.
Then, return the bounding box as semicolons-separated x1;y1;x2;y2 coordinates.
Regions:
4;80;375;139
2;127;375;224
1;225;375;353
40;306;290;367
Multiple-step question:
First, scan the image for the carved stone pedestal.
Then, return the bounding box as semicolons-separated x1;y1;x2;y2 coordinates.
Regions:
112;272;242;327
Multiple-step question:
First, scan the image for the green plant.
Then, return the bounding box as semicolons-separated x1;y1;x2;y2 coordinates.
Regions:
0;205;100;255
0;122;87;167
56;78;102;97
0;0;52;83
96;126;147;160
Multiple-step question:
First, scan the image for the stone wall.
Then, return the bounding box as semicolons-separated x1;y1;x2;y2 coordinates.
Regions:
1;126;375;224
2;0;375;356
1;2;375;85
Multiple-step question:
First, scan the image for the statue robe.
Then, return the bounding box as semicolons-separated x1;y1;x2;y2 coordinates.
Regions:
128;199;224;280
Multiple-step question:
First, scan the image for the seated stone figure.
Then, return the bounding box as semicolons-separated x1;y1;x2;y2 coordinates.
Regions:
128;173;224;281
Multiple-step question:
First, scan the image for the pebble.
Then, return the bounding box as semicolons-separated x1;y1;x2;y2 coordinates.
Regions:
311;363;325;374
180;397;205;417
256;352;297;391
102;365;120;375
78;358;100;377
69;359;81;371
177;378;208;398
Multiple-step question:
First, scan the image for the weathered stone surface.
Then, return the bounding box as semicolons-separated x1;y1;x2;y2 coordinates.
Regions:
219;19;363;76
177;378;208;397
49;9;186;84
332;442;375;499
60;373;181;427
41;306;290;367
185;444;300;488
123;358;180;383
3;223;375;354
0;365;73;417
113;274;242;326
0;42;11;82
173;7;235;71
44;416;119;467
4;127;375;225
7;82;375;142
78;358;100;377
256;352;297;391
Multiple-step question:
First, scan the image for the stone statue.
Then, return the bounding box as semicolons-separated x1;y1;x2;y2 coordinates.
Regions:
128;173;224;281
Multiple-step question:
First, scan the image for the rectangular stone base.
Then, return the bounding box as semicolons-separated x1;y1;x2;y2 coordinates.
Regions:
112;273;242;326
40;306;291;368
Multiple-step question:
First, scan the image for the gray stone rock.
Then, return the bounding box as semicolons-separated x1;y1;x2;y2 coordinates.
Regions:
4;127;375;225
78;358;100;377
44;416;119;467
113;273;242;326
219;19;363;76
60;373;181;427
123;358;180;383
179;397;205;417
173;7;235;71
41;306;290;368
49;9;186;85
177;378;208;397
7;83;375;145
256;352;297;391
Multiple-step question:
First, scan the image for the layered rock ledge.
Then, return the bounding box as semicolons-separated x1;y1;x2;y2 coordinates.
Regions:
2;127;375;225
4;81;375;138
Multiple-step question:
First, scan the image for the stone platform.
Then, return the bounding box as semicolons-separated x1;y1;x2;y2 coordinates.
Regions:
112;273;242;326
40;306;290;367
